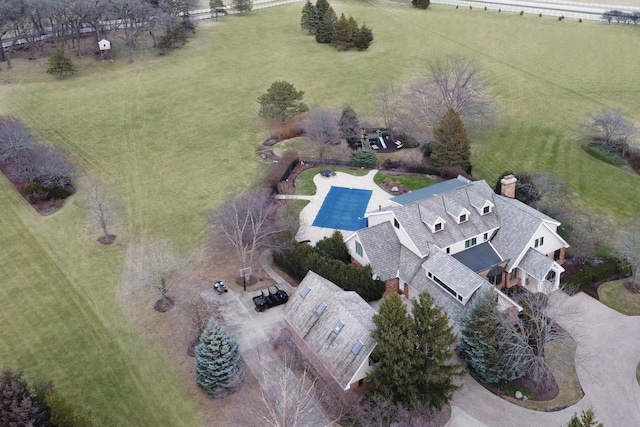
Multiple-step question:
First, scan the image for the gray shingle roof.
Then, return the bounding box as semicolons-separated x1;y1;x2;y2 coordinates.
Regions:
357;222;401;281
391;180;501;253
421;247;487;299
283;271;376;390
452;242;503;273
519;248;555;281
391;177;472;205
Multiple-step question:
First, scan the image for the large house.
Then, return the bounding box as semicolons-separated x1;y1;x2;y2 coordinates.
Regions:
344;175;569;321
283;271;377;391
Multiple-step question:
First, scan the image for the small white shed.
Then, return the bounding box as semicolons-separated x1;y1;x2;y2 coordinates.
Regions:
98;39;111;51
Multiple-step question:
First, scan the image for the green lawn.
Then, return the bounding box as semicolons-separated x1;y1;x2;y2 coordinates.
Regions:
1;1;639;424
598;279;640;316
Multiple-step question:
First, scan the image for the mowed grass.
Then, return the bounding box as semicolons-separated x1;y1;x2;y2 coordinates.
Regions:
1;2;639;424
598;279;640;315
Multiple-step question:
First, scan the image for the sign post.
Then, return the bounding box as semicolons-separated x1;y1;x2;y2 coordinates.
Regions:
240;267;251;292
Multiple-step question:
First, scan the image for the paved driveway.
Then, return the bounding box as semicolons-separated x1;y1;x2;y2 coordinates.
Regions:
448;292;640;427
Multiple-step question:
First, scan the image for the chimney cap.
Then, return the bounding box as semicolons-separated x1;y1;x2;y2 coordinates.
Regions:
500;174;517;185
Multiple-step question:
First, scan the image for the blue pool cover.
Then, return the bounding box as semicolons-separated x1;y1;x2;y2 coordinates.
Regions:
312;186;372;231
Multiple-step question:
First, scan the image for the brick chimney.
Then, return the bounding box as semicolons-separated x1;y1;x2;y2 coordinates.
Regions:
500;174;517;199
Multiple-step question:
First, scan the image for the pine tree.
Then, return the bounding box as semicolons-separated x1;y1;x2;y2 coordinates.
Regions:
431;108;472;172
331;14;352;50
354;22;373;50
232;0;252;14
301;0;319;34
315;0;331;19
368;294;418;406
411;292;465;409
459;289;524;384
567;408;604;427
46;47;77;79
412;0;430;9
339;105;359;141
0;369;48;426
315;5;337;44
194;318;245;397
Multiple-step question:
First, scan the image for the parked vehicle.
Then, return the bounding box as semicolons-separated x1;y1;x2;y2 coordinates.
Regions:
252;286;289;312
213;280;228;294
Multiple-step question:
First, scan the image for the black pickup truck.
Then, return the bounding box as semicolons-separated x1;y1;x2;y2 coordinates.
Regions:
252;286;289;312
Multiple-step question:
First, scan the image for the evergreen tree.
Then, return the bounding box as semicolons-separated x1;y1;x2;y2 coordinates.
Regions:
315;0;331;19
354;22;373;50
315;5;337;43
368;294;417;405
0;369;48;426
194;318;245;397
46;47;77;79
431;108;472;172
331;14;352;50
232;0;252;14
411;292;465;410
315;230;350;262
351;148;378;168
301;0;319;34
369;292;464;409
412;0;430;9
567;408;604;427
458;289;506;383
210;0;227;21
339;105;360;142
258;81;309;123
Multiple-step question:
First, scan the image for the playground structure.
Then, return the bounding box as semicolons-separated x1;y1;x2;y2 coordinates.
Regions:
359;128;403;151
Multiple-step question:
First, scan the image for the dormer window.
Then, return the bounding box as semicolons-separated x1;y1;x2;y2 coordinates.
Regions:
434;222;442;232
483;205;491;215
394;218;400;229
459;214;467;223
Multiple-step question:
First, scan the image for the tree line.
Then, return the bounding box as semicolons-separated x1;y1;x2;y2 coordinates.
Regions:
0;0;199;66
601;10;640;25
300;0;373;51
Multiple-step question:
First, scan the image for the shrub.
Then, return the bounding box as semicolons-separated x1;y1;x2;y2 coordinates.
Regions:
24;181;43;196
421;142;432;157
45;186;72;200
315;230;350;263
274;242;385;301
438;166;472;180
264;150;299;190
562;258;630;294
585;140;625;166
626;150;640;173
351;148;378;168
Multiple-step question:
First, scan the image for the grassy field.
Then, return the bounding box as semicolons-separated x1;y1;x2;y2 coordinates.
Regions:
1;1;639;424
598;279;640;315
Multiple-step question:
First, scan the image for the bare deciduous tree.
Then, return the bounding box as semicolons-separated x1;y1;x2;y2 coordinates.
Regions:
302;108;342;145
497;292;575;393
210;189;292;280
616;219;640;284
581;108;637;156
554;206;611;265
378;83;403;129
128;238;189;311
84;177;118;244
247;351;326;427
11;144;75;187
0;118;34;161
406;55;497;132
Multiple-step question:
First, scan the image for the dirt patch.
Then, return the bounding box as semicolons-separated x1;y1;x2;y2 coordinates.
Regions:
97;234;117;245
624;281;640;294
154;297;175;312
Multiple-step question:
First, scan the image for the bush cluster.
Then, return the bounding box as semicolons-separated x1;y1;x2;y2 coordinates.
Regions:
562;258;630;294
264;150;300;190
300;0;373;51
273;236;386;302
584;140;625;165
627;151;640;173
350;148;378;169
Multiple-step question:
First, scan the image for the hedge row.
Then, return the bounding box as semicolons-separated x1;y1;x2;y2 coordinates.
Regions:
274;241;386;302
562;258;630;295
264;150;300;190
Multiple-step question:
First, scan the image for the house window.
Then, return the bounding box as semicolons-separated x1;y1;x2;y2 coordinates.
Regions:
446;247;450;254
483;205;491;214
554;249;561;260
300;286;311;299
351;340;364;356
394;218;400;229
465;238;477;248
535;237;545;248
355;241;363;257
457;295;463;302
483;232;488;241
316;302;327;316
509;270;517;280
489;274;502;285
459;214;467;223
546;270;556;281
333;320;344;335
434;222;442;232
431;274;457;299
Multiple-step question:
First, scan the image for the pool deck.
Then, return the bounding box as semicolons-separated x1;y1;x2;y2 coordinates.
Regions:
276;169;394;243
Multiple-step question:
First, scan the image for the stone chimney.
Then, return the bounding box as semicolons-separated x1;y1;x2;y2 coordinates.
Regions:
500;174;517;199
